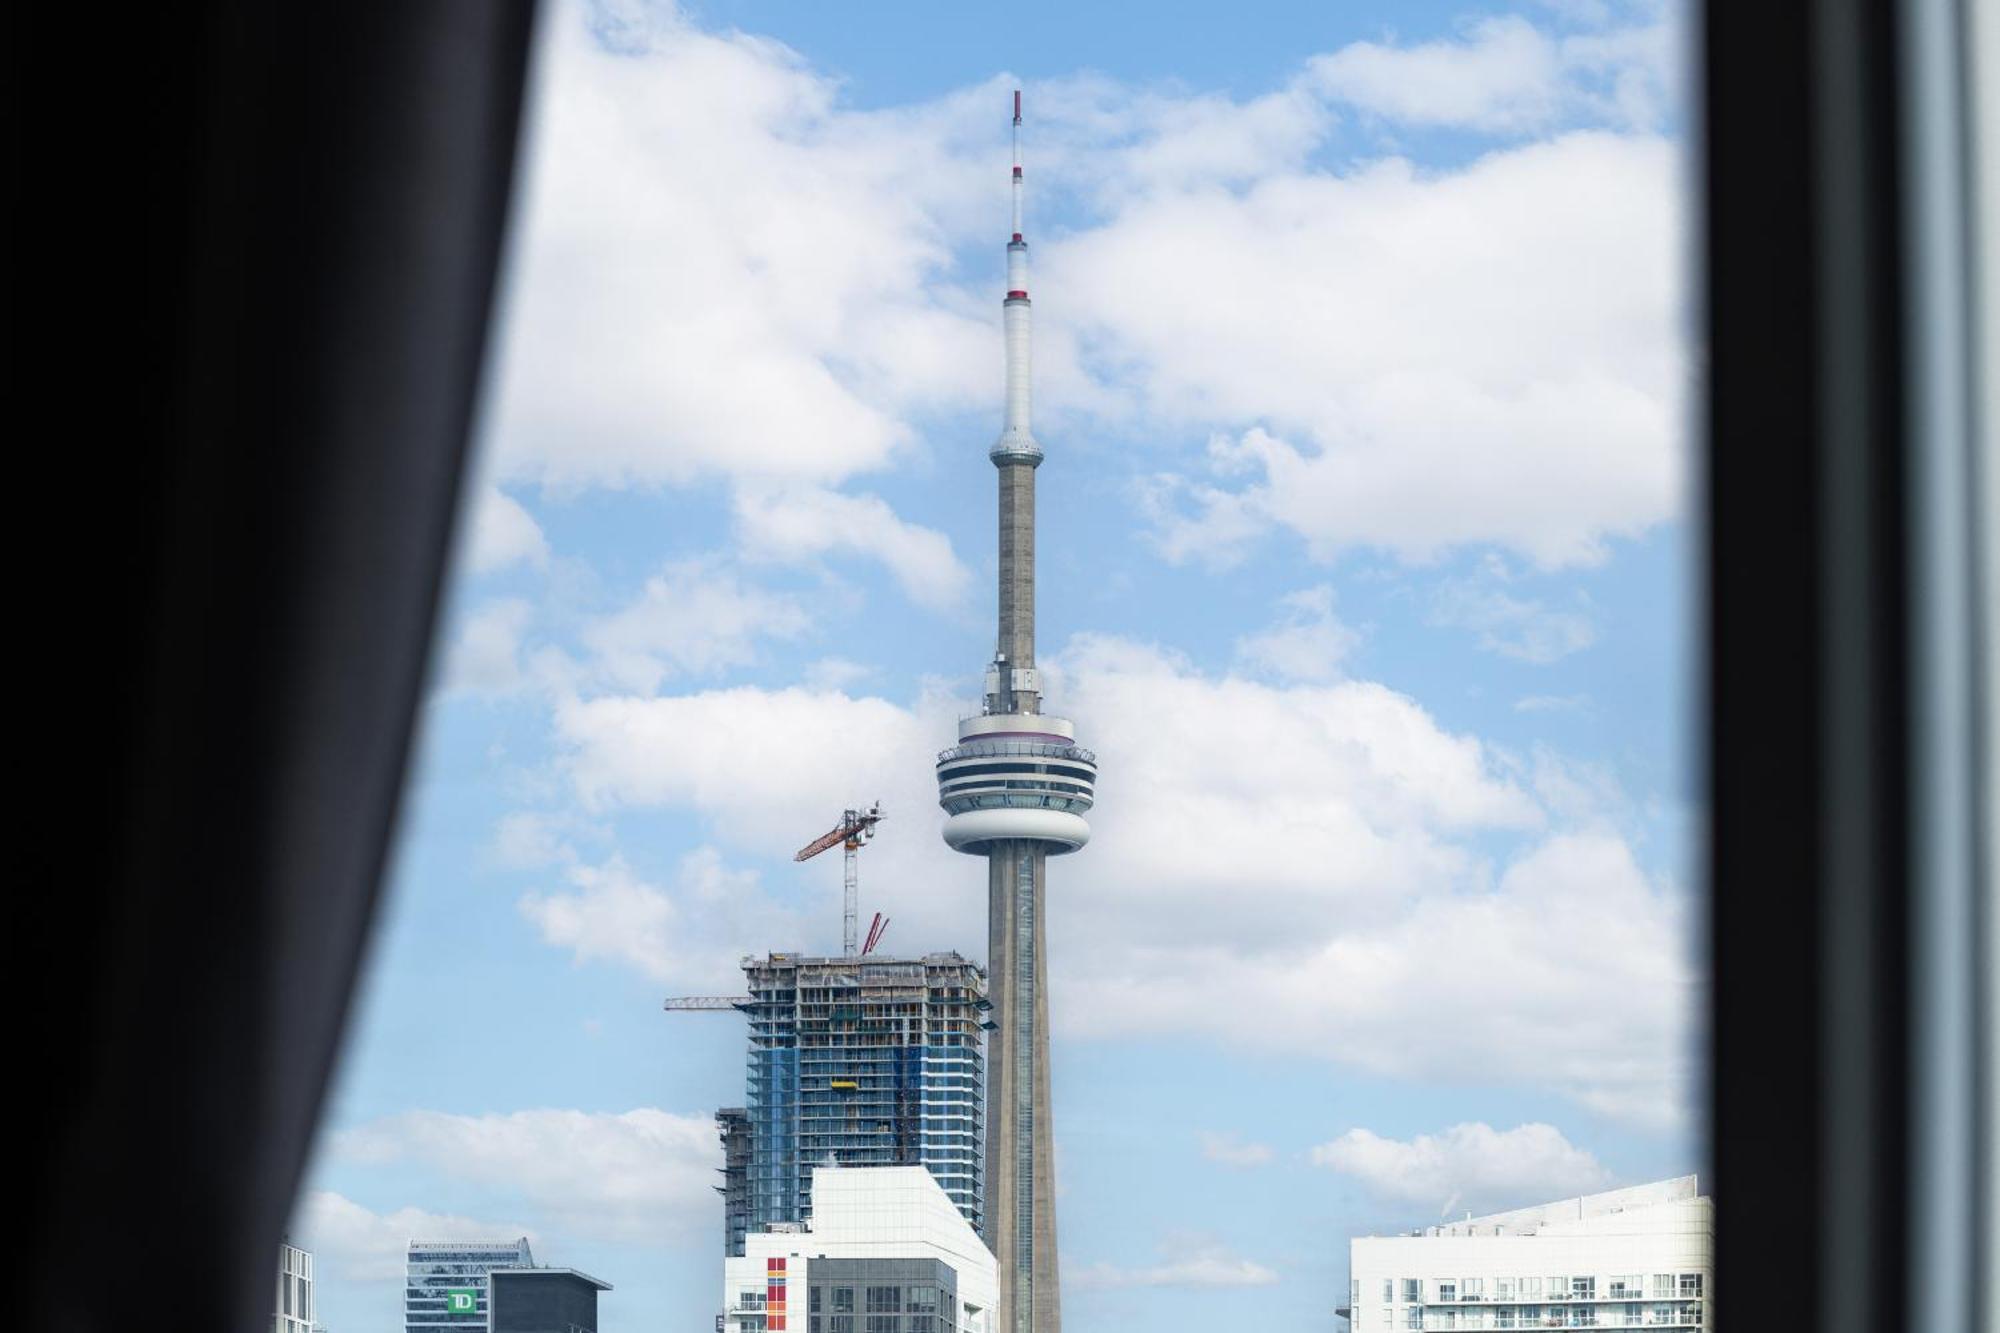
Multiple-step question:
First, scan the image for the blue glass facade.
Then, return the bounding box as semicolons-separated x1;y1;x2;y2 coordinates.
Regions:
736;952;985;1246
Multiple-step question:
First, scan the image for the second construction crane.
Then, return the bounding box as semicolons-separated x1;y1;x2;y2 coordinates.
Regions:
793;801;885;958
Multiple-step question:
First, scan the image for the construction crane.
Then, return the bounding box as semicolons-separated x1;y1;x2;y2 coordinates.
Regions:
661;996;743;1011
795;802;884;958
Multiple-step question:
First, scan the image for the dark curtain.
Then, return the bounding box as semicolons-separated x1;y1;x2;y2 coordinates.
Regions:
19;5;538;1329
1706;2;1985;1328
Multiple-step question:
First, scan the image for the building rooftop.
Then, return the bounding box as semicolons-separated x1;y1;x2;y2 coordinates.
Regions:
742;950;981;968
489;1266;613;1291
1370;1175;1705;1239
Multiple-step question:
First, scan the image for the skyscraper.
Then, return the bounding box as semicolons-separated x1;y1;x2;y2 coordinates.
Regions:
935;91;1097;1333
719;950;987;1242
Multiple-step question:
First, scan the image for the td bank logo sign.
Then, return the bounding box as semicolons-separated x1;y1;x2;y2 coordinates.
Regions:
444;1290;477;1314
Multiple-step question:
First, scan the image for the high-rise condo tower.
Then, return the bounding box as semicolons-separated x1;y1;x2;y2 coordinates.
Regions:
935;90;1097;1333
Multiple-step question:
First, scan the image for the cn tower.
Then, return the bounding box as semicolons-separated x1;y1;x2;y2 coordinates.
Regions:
935;91;1096;1333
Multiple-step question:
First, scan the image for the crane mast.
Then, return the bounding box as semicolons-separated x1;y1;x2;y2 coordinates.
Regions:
793;802;884;957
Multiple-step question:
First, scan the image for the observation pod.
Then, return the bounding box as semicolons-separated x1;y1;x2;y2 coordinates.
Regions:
936;713;1095;854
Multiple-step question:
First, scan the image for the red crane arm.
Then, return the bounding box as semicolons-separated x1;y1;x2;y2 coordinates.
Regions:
793;808;883;862
794;823;852;862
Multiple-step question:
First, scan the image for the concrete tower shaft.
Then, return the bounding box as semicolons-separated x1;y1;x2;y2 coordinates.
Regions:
937;91;1091;1333
998;461;1036;694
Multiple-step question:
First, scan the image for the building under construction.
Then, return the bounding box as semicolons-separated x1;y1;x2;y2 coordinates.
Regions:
678;950;988;1255
714;1107;752;1257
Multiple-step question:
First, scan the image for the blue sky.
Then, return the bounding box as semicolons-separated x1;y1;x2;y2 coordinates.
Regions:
295;2;1701;1329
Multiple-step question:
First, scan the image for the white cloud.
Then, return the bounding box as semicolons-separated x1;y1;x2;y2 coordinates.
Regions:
332;1107;719;1244
443;599;536;695
491;808;601;869
1055;634;1541;948
734;488;970;610
545;633;1695;1124
804;656;874;691
521;847;788;991
1066;828;1698;1128
1304;12;1679;134
1310;1121;1613;1217
1198;1132;1275;1168
464;486;550;575
583;556;812;691
1062;127;1688;568
1430;565;1597;663
294;1191;534;1284
1308;16;1566;133
1071;1234;1280;1290
1234;585;1359;681
485;0;1002;496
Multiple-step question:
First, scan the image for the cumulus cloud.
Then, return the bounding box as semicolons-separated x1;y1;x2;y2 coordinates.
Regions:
486;1;997;496
1234;585;1359;682
557;684;934;837
442;599;536;696
1310;1121;1613;1218
583;556;813;691
473;0;996;603
1066;828;1698;1128
1075;125;1687;569
294;1192;534;1284
464;486;550;575
545;632;1695;1124
331;1107;719;1244
1199;1132;1276;1168
734;488;970;611
521;847;790;991
1305;11;1679;134
1071;1234;1280;1290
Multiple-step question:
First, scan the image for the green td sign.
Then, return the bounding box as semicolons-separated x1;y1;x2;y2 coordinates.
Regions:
445;1290;478;1314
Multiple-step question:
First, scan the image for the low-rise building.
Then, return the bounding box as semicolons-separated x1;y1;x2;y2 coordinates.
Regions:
489;1266;612;1333
1345;1177;1715;1332
720;1165;997;1333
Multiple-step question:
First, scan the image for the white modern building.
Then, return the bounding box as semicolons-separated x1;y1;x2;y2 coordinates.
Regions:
721;1166;997;1333
273;1238;313;1333
406;1236;535;1331
1345;1177;1714;1332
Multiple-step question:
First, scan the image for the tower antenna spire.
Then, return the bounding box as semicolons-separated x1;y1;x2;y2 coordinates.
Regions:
1012;89;1023;243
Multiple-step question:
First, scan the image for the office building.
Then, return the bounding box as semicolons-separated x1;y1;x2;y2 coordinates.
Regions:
489;1266;611;1333
720;1165;997;1333
933;90;1097;1333
406;1237;535;1331
1344;1177;1715;1332
274;1239;313;1333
